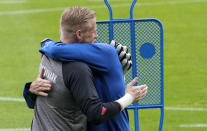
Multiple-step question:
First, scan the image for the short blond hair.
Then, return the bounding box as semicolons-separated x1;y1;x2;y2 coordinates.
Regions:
60;7;96;38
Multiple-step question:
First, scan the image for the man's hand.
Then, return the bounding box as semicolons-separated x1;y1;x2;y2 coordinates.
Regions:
125;77;148;103
109;40;132;74
29;68;51;96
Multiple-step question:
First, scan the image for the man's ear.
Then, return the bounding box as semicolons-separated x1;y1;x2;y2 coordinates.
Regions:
75;30;82;41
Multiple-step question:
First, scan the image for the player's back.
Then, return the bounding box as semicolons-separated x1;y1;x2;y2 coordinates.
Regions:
31;55;87;131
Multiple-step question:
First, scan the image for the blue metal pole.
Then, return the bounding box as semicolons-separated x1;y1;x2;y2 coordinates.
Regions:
103;0;113;41
134;108;139;131
104;0;113;20
160;19;164;131
130;0;137;19
159;107;164;131
130;18;139;130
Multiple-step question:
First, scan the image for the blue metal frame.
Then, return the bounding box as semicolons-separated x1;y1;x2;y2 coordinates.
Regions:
99;1;164;131
104;0;113;20
130;0;137;19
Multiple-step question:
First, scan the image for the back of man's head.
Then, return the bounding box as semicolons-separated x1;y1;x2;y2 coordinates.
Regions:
60;7;96;41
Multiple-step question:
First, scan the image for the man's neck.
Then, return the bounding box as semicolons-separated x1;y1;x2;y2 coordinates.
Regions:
60;37;77;44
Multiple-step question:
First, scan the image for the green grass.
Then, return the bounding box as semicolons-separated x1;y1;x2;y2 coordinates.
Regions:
0;101;33;128
0;0;207;130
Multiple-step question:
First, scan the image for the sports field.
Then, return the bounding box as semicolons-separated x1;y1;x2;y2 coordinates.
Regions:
0;0;207;130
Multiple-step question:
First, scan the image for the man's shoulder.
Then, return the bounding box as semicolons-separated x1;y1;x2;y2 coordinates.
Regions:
62;61;93;85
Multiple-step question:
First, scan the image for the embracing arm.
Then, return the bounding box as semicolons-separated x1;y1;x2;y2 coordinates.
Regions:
39;39;118;72
63;62;148;124
23;69;51;109
23;82;36;109
63;61;120;124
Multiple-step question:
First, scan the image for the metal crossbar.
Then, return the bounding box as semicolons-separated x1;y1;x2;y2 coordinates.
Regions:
96;0;164;131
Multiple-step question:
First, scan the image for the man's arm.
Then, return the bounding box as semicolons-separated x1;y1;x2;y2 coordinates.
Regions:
23;69;51;109
39;39;132;74
63;61;120;124
63;61;147;124
39;39;114;72
23;82;36;108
